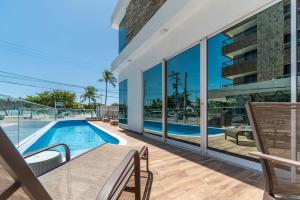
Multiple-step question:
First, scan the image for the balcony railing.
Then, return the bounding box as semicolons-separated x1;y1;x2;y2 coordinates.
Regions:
222;30;257;47
222;54;257;68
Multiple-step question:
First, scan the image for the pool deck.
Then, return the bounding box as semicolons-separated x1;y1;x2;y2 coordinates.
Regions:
92;121;271;200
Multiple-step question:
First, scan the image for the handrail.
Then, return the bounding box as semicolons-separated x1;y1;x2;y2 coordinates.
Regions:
249;152;300;168
97;150;141;200
23;143;71;162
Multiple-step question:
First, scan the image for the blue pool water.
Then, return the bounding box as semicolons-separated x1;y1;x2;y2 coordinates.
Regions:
23;120;119;158
143;120;224;136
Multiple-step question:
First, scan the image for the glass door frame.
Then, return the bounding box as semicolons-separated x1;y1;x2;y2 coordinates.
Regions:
142;0;297;170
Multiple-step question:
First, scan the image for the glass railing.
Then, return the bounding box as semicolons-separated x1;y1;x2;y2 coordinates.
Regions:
0;94;56;147
222;29;257;47
222;54;257;68
0;94;120;147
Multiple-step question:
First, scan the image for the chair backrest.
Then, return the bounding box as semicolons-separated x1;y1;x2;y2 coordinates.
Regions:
246;102;300;197
0;127;52;200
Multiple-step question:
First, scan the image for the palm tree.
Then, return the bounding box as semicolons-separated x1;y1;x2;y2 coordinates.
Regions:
99;70;117;105
81;86;97;108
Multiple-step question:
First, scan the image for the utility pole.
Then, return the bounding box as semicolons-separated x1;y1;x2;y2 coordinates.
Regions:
168;71;181;123
183;72;187;124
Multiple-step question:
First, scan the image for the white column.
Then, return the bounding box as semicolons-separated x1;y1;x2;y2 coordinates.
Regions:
127;67;144;133
200;39;208;153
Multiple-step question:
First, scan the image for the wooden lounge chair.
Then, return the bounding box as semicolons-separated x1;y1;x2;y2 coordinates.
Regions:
246;102;300;199
110;119;119;126
225;126;253;145
0;127;149;200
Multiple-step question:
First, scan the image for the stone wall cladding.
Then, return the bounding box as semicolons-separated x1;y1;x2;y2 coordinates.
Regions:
257;1;285;81
124;0;167;44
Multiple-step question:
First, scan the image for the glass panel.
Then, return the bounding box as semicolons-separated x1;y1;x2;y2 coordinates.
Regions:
119;17;127;53
144;64;163;136
166;44;201;145
207;0;291;160
119;80;128;126
297;0;300;100
0;94;55;147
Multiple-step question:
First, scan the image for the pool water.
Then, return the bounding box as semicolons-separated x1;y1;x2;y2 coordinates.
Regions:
23;120;119;158
144;120;224;136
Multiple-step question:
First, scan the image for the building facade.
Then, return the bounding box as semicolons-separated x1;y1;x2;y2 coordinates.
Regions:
111;0;299;170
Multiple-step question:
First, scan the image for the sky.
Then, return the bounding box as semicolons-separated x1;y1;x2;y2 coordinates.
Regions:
0;0;119;105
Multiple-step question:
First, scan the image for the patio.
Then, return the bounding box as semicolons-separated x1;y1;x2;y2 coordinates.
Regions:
93;121;270;200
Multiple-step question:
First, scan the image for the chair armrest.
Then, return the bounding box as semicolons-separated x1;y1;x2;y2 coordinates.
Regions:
97;150;141;200
23;143;71;162
249;152;300;167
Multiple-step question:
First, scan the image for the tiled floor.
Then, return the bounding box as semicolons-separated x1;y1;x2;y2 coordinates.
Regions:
92;121;271;200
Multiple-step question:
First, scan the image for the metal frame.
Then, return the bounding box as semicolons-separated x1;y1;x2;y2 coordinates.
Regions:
132;0;298;171
162;59;167;141
200;39;207;153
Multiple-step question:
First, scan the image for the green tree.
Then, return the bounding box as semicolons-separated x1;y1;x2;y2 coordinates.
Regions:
81;86;97;108
24;90;77;108
98;70;117;106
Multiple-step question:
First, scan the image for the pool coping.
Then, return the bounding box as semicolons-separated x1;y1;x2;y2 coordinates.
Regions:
88;121;127;145
18;120;127;154
143;126;225;138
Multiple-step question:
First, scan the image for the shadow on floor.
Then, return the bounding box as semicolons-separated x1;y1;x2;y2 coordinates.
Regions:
119;129;265;191
121;171;153;200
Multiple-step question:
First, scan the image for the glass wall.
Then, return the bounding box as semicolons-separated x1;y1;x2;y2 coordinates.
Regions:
119;80;128;126
207;0;291;160
297;0;300;101
0;94;55;147
119;17;127;53
166;45;201;145
144;64;163;136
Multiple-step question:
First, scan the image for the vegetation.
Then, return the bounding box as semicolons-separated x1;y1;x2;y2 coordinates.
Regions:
80;86;98;109
24;90;78;108
98;70;117;105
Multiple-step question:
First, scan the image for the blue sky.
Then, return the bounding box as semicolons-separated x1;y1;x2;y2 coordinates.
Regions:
0;0;119;105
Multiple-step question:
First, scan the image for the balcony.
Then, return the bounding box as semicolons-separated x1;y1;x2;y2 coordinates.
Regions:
222;33;257;58
222;56;257;79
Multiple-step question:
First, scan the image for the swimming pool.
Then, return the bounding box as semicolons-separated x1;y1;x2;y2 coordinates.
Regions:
144;120;224;136
20;120;125;158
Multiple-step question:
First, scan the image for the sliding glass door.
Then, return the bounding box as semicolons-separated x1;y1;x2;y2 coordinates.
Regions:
207;0;291;160
144;64;163;136
166;44;201;145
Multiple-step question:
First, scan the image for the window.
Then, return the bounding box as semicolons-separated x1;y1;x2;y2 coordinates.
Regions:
207;0;291;160
166;45;201;145
144;64;163;136
119;80;128;125
119;18;127;53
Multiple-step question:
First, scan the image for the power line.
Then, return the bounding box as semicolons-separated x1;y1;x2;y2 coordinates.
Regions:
0;70;119;93
0;80;120;99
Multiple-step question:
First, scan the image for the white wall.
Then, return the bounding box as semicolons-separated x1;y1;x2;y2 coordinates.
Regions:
118;65;143;133
115;0;281;134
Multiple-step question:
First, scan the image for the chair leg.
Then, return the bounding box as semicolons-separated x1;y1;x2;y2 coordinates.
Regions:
134;153;141;200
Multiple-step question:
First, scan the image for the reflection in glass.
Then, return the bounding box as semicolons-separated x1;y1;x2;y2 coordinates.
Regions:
207;0;291;160
166;45;201;145
119;17;127;53
144;64;163;135
0;95;55;146
119;80;128;126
